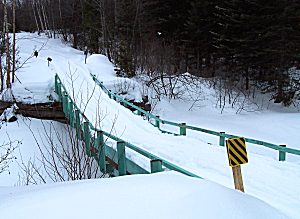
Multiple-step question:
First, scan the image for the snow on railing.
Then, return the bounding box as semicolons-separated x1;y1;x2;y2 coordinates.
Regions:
90;74;300;161
55;74;202;178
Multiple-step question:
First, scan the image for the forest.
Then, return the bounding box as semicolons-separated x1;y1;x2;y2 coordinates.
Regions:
1;0;300;106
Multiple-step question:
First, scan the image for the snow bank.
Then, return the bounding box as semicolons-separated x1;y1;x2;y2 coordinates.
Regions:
0;173;288;219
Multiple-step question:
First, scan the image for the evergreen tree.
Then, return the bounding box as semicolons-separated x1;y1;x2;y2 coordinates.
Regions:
83;1;101;53
216;0;300;103
184;0;220;75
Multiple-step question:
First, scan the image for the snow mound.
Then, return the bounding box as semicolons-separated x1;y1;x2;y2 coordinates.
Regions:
0;173;288;219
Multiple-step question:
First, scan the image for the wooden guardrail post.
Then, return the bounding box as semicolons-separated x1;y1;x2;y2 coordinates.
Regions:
62;92;68;116
83;122;91;156
75;110;81;140
117;141;126;176
219;132;225;146
151;159;163;173
155;116;160;129
62;92;65;113
113;93;117;101
108;90;112;99
96;131;106;173
58;83;62;100
180;123;187;136
54;74;59;94
69;101;74;127
279;144;286;161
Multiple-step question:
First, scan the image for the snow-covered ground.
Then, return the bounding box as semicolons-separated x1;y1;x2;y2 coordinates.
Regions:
0;173;287;219
0;116;69;186
0;33;299;218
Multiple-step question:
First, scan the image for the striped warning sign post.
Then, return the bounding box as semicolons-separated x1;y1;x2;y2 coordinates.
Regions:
226;137;248;192
226;137;248;167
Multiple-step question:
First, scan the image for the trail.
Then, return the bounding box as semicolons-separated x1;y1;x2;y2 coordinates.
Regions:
12;33;300;218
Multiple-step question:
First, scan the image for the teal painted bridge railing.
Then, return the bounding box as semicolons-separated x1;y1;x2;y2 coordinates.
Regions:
54;74;202;178
90;74;300;162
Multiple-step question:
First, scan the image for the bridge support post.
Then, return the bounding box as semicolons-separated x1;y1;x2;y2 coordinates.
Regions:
279;145;286;161
55;74;59;94
117;141;126;176
180;123;187;136
69;101;74;127
219;132;225;146
100;81;104;89
96;131;106;173
62;92;68;116
57;83;62;101
155;116;160;129
151;159;163;173
83;122;91;156
75;110;81;140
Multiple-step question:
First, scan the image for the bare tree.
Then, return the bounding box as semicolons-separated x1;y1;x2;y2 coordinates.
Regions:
17;157;46;185
18;68;121;184
25;120;102;182
0;133;20;174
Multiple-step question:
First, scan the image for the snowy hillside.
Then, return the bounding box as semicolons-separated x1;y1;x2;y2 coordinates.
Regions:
0;33;299;218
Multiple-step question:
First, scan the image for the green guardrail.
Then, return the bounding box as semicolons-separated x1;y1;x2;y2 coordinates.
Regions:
55;74;202;178
90;74;178;135
90;73;300;161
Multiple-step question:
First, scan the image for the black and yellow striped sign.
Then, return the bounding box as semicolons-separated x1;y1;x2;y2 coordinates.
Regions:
226;137;248;167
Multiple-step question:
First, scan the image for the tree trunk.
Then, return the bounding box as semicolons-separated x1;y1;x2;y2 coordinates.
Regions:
41;3;51;37
4;0;11;88
73;32;78;48
0;56;3;92
32;0;40;32
12;0;16;83
36;1;45;32
245;67;249;90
